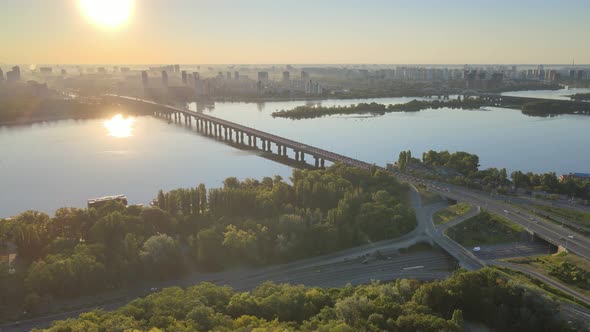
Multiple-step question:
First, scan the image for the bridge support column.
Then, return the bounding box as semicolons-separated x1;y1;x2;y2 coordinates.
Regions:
314;157;319;168
240;132;244;145
282;145;287;157
253;136;257;149
301;152;305;162
248;135;252;146
320;158;325;168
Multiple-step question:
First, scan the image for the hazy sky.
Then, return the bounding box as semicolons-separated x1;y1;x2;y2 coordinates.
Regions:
1;0;589;65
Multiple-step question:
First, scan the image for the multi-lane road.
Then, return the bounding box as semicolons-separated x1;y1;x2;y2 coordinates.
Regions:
396;174;590;261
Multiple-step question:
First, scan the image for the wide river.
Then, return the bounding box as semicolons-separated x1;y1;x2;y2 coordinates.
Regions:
1;88;590;217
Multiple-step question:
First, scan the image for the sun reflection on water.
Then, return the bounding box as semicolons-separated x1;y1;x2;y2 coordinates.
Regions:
104;114;136;138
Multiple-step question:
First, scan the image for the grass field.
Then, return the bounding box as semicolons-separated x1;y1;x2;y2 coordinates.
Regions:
446;210;524;247
507;252;590;297
433;202;472;225
532;205;590;228
415;184;443;205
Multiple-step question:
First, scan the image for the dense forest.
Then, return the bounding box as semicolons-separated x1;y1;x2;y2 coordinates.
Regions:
35;268;579;332
569;93;590;101
271;98;490;119
521;100;590;116
0;93;116;124
397;150;590;200
0;165;415;321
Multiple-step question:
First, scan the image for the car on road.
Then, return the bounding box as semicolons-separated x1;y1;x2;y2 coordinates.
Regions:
503;210;509;214
568;235;574;239
362;258;369;264
472;247;481;252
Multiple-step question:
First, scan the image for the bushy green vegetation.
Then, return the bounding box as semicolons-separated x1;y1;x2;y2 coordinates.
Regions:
421;150;481;176
508;253;590;295
531;205;590;228
0;93;112;123
400;149;590;200
34;268;575;332
521;100;590;116
447;210;524;247
0;165;416;321
570;93;590;101
434;203;472;226
271;98;490;119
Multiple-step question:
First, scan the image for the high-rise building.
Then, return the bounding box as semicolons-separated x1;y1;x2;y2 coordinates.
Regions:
161;71;169;87
258;71;269;81
234;71;240;80
226;72;231;80
301;70;309;81
0;68;4;82
141;71;149;89
12;66;21;81
6;66;21;82
282;71;290;82
174;64;180;73
181;71;188;85
192;72;200;81
40;67;52;74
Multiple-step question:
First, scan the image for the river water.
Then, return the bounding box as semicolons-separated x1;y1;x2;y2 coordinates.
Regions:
1;90;589;217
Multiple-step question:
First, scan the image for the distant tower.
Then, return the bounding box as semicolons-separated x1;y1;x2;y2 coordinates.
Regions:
161;71;168;87
0;68;4;82
174;64;180;73
12;66;21;81
226;71;231;80
181;70;187;85
301;70;309;81
141;71;149;90
282;71;290;82
234;71;239;80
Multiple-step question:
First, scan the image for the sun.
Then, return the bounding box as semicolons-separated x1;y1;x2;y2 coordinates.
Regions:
79;0;134;29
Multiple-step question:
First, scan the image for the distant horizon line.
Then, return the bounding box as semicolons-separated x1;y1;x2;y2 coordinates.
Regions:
2;63;590;67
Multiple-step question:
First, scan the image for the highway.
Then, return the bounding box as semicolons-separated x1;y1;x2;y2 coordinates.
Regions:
397;174;590;261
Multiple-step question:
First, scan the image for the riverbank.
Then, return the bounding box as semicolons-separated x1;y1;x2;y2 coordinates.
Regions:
271;98;491;119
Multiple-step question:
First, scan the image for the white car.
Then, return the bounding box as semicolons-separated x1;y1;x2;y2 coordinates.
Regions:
568;235;574;239
472;247;481;252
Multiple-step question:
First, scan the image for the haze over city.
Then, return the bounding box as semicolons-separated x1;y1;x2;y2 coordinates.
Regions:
1;0;590;64
1;1;590;332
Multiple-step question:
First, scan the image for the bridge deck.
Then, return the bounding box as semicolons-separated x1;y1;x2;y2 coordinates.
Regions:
116;96;374;170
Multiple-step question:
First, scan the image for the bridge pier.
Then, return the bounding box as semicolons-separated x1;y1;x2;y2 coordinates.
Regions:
314;157;319;168
282;145;287;157
320;158;325;168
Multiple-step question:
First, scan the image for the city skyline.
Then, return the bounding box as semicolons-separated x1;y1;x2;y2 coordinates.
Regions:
1;0;590;65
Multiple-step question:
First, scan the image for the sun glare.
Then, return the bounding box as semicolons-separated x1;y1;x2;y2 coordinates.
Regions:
104;114;136;138
79;0;133;29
